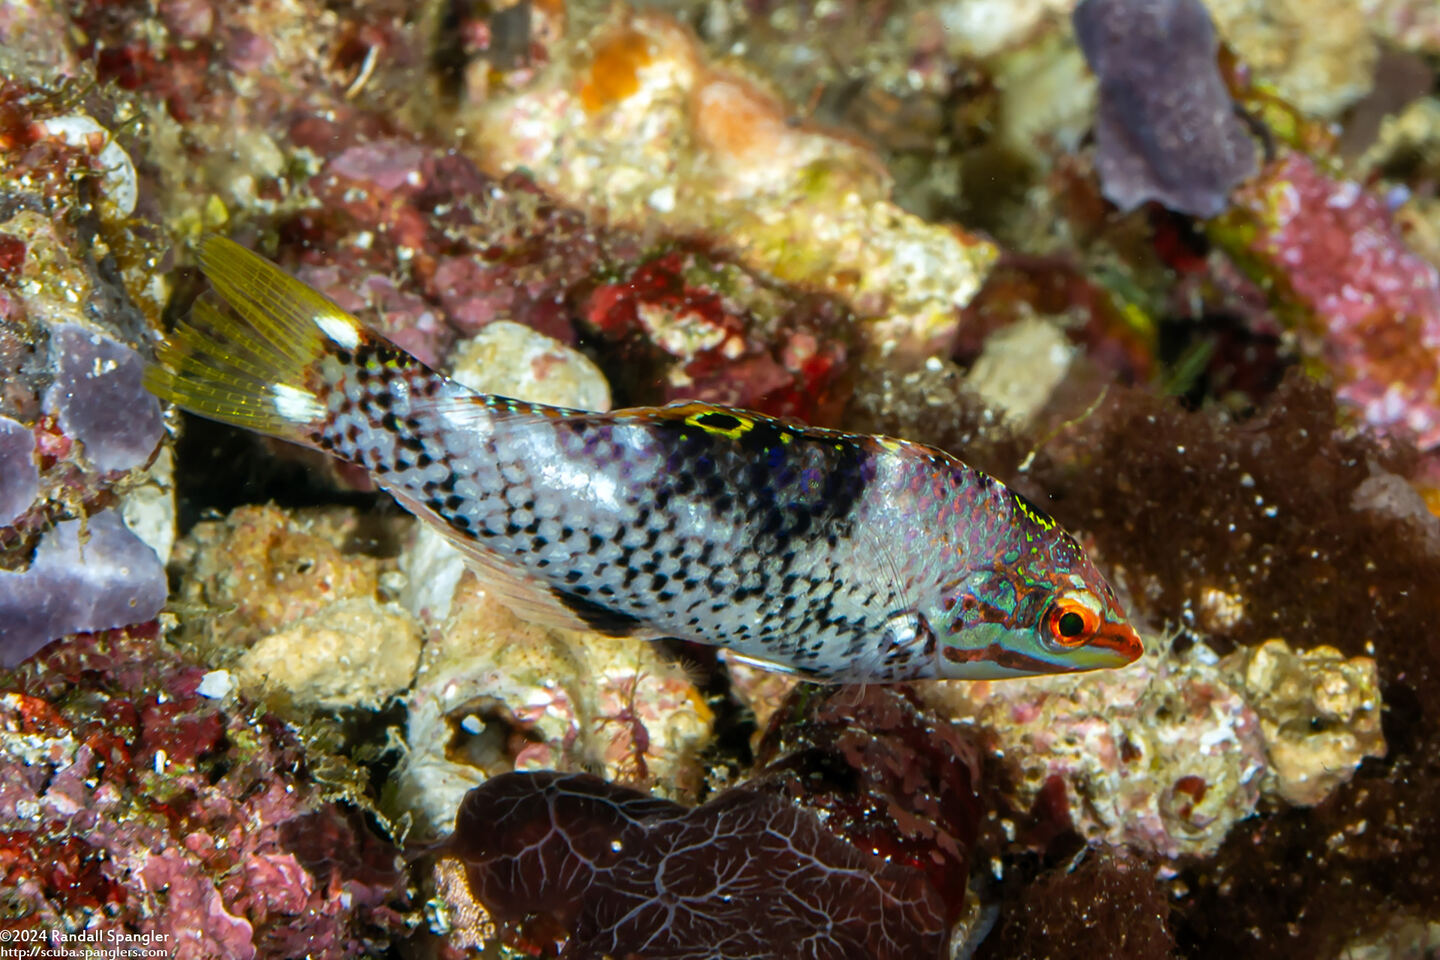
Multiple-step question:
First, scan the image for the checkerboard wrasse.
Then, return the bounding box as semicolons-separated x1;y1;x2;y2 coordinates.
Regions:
144;237;1142;682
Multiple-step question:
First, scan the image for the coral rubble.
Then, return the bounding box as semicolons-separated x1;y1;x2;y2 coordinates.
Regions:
442;5;998;357
171;504;420;709
1223;638;1385;807
392;303;715;839
395;574;714;840
1204;0;1377;117
922;632;1384;859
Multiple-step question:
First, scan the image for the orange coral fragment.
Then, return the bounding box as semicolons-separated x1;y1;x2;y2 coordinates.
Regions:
579;29;651;113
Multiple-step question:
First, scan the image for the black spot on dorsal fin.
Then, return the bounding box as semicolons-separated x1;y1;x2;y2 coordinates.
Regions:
551;587;645;636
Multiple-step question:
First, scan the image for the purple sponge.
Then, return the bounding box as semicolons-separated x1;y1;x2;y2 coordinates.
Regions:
1074;0;1257;218
0;509;167;666
42;323;163;473
0;415;38;525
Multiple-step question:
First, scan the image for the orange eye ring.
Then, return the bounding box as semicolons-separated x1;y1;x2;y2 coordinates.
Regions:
1046;598;1099;647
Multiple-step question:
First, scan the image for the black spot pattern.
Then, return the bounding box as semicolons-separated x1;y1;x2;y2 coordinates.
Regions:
318;371;970;680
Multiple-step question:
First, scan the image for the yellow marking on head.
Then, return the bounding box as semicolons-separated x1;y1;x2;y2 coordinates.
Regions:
1012;493;1058;531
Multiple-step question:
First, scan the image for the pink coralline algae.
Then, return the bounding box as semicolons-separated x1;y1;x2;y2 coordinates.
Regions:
583;251;852;424
1074;0;1258;218
0;510;165;667
0;627;408;956
41;323;162;474
1220;153;1440;449
439;686;977;958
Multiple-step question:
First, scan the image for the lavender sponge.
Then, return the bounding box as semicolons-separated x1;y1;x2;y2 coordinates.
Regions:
42;323;163;473
0;416;38;526
1074;0;1257;218
0;509;167;666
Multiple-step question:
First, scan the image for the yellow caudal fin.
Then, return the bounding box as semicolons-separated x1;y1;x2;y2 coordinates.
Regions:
143;236;363;442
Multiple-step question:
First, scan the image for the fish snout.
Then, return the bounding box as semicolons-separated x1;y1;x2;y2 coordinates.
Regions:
1088;619;1144;668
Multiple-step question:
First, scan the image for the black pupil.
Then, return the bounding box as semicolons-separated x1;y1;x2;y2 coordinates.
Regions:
1058;611;1086;638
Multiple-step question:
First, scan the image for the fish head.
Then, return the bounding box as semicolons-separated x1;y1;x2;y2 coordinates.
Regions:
934;528;1142;681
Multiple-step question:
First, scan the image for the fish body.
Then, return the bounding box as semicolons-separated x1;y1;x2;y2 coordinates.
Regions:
145;237;1142;682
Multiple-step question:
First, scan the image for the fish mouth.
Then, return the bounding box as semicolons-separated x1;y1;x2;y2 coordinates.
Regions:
1089;620;1144;667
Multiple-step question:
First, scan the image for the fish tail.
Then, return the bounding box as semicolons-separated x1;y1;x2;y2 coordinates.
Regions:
144;236;367;446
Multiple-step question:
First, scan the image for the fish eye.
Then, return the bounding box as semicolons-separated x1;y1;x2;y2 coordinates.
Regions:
1044;595;1100;648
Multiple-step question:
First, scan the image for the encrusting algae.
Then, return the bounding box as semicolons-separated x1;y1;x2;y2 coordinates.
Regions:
144;235;1142;683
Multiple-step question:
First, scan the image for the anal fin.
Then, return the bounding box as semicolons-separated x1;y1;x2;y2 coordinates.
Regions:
387;484;659;639
550;588;647;636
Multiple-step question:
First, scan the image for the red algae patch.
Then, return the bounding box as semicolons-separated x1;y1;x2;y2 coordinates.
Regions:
436;686;980;957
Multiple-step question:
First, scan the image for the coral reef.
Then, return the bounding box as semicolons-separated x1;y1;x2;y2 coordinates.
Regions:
61;0;877;425
0;626;408;955
1074;0;1258;217
1204;0;1376;116
0;71;175;710
962;316;1077;429
921;632;1383;859
170;504;420;709
0;78;170;557
579;250;853;421
447;320;612;415
442;5;998;356
234;597;421;711
434;686;979;958
1362;0;1440;53
4;0;1440;955
395;575;714;840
